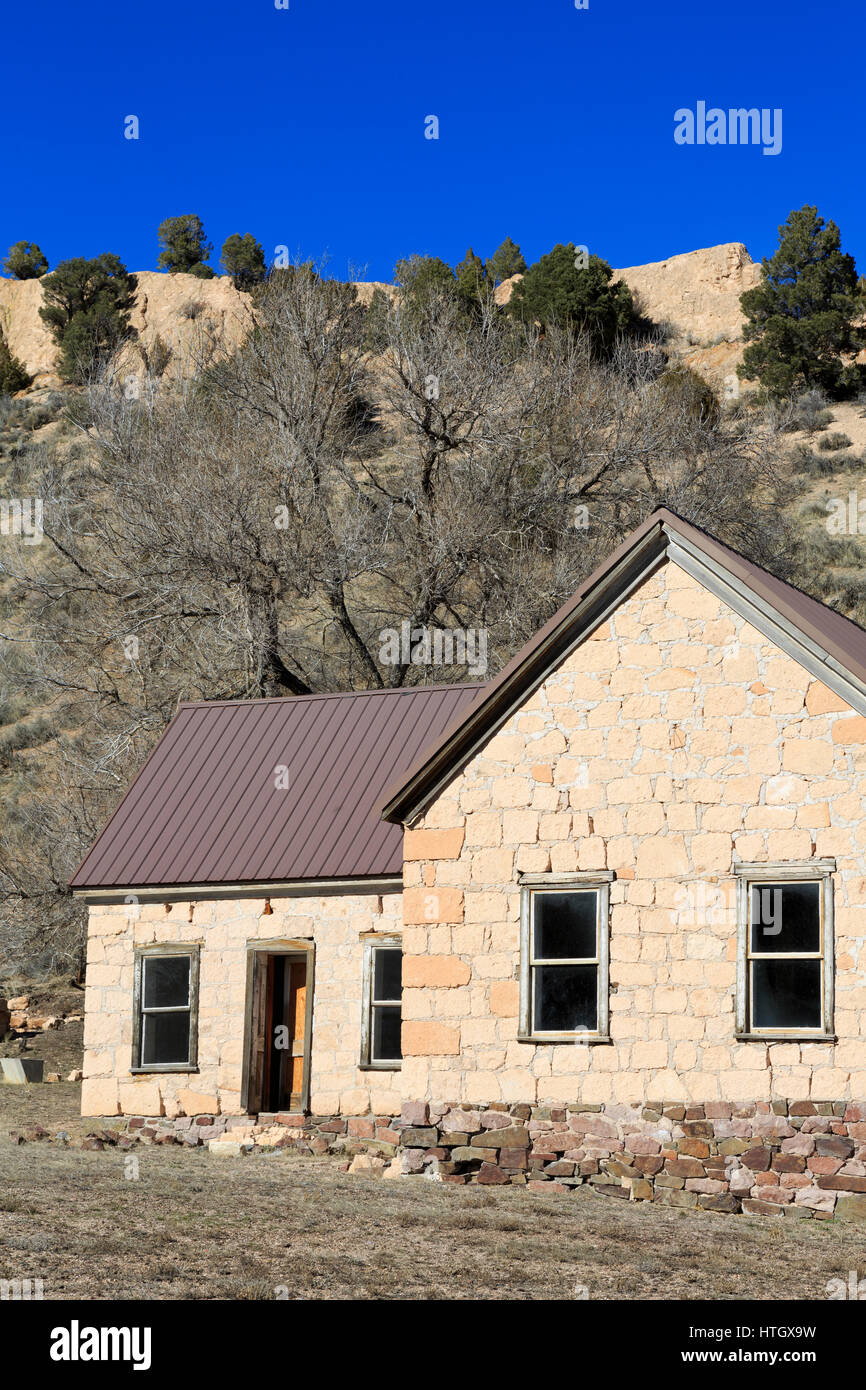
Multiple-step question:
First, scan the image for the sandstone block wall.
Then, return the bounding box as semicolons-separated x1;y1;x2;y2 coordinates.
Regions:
401;560;866;1105
81;890;402;1118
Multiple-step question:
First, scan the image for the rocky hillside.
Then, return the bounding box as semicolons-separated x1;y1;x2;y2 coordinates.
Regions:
496;242;763;388
616;242;761;339
615;242;763;388
1;244;763;390
2;244;863;453
0;271;254;387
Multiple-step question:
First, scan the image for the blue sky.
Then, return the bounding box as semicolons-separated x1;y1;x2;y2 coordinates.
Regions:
2;0;862;280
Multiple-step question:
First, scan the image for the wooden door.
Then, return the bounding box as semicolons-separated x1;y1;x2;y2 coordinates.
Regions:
248;951;309;1115
286;960;307;1106
249;953;269;1113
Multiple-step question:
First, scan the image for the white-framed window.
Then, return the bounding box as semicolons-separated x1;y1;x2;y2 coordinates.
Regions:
734;860;835;1040
361;935;402;1068
132;945;200;1072
519;874;612;1041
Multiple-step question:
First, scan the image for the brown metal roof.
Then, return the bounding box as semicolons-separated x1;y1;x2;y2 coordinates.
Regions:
380;506;866;823
73;507;866;891
70;683;483;890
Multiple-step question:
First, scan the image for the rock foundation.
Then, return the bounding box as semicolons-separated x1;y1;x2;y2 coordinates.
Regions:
113;1099;866;1221
381;1100;866;1219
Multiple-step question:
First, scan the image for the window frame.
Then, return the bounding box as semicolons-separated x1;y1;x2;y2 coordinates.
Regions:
131;943;200;1074
734;860;836;1042
360;934;403;1070
518;873;612;1043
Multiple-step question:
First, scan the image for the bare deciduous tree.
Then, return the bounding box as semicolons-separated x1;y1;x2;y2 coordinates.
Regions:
0;262;790;970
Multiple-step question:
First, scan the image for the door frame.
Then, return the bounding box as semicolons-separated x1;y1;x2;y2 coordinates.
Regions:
240;938;315;1114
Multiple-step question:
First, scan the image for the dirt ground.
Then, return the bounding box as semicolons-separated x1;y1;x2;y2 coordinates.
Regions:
1;1089;865;1301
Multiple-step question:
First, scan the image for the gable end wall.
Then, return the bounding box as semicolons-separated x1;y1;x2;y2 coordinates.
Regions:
400;559;866;1106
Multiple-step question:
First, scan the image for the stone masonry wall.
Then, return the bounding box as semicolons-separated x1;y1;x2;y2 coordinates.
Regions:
400;559;866;1104
388;1098;866;1219
82;890;403;1118
107;1099;866;1222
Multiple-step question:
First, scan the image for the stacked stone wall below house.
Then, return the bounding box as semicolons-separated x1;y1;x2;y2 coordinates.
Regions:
117;1098;866;1221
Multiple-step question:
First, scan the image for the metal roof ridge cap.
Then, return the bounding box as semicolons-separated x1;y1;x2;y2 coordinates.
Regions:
176;681;488;709
667;533;866;711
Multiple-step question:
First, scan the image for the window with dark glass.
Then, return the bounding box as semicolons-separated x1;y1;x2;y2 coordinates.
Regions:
134;948;198;1069
526;889;604;1036
747;880;824;1032
363;938;402;1066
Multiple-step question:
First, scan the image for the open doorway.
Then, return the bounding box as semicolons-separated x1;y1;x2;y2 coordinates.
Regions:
244;946;313;1114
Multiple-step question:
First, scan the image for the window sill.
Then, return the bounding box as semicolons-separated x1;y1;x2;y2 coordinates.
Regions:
358;1062;402;1072
734;1033;837;1044
129;1065;199;1075
517;1033;612;1046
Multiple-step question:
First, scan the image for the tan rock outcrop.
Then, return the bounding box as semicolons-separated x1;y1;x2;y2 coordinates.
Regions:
0;270;253;386
493;243;763;387
0;277;57;383
0;270;399;388
614;242;761;346
121;271;253;381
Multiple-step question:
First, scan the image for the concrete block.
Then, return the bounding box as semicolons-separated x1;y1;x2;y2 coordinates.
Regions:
1;1057;44;1083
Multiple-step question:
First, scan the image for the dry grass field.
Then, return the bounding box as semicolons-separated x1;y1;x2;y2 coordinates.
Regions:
1;1081;864;1301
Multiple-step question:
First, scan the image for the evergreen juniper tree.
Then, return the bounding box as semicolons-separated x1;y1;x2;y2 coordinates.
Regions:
3;241;49;280
0;328;31;394
508;243;645;354
39;255;137;384
394;254;457;305
739;206;864;399
157;215;214;278
454;247;486;310
220;233;267;290
485;237;526;286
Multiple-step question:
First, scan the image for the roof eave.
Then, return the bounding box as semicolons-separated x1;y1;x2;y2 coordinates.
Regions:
73;874;404;905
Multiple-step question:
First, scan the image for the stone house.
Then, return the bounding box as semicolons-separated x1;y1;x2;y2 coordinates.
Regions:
72;508;866;1212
